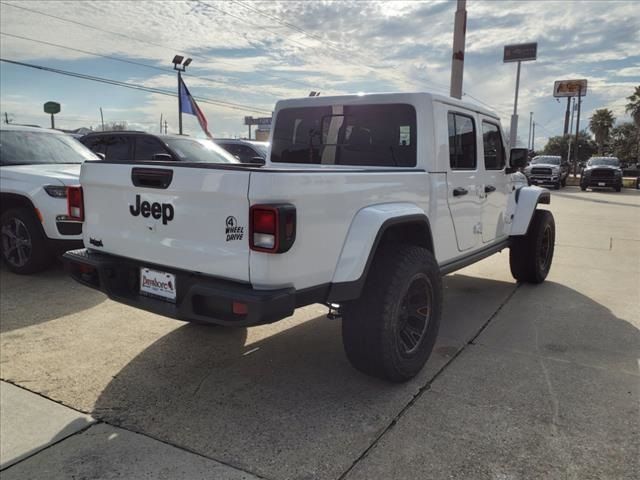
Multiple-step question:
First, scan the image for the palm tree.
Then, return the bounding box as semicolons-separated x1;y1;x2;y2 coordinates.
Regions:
625;85;640;163
625;85;640;128
589;108;615;154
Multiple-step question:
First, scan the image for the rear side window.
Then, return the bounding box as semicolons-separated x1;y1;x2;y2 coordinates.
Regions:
481;122;505;170
271;104;416;167
135;136;171;161
100;135;132;161
448;113;476;170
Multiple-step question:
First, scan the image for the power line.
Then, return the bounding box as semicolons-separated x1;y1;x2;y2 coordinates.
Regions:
0;31;287;97
0;1;319;90
0;58;272;114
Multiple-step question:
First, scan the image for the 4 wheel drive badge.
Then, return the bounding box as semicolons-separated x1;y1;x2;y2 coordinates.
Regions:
225;216;244;241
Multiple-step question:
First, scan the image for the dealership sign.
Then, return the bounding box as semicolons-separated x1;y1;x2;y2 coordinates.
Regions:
43;101;61;114
503;43;537;63
244;116;272;126
553;79;588;97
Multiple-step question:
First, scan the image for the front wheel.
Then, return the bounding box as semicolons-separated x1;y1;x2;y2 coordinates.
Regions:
341;245;442;382
1;208;52;274
509;209;555;283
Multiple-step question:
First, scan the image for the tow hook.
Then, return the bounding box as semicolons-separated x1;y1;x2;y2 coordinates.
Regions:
326;303;342;320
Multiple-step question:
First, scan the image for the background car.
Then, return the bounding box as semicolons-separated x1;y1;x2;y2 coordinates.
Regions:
580;156;623;192
80;131;239;164
214;139;268;164
523;155;569;189
1;125;99;274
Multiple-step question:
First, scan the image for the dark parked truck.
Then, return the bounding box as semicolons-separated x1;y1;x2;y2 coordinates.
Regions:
580;157;623;192
64;92;556;382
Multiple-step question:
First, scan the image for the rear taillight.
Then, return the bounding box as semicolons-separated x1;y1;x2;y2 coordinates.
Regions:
250;204;296;253
67;186;84;221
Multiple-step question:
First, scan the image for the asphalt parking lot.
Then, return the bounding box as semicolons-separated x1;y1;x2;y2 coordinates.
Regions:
1;186;639;479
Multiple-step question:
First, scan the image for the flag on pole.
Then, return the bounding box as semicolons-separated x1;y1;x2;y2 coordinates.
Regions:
178;76;213;139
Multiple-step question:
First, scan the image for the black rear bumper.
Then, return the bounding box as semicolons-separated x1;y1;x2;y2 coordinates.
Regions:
63;249;300;327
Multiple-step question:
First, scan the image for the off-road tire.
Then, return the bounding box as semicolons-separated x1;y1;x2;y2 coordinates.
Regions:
341;245;442;382
580;183;587;191
509;209;555;283
1;208;51;274
554;181;561;190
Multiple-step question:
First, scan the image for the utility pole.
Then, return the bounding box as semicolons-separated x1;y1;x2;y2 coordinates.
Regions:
567;97;576;173
573;85;583;174
563;97;571;135
509;60;522;149
164;120;168;135
531;122;536;152
4;112;9;124
449;0;467;99
527;112;533;150
100;107;105;131
160;113;163;134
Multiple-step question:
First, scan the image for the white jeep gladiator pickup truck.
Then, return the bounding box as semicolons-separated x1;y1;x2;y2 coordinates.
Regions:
64;92;555;382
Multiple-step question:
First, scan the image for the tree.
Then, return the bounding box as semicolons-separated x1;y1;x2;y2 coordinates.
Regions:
625;85;640;128
543;131;596;164
100;121;128;131
624;85;640;165
589;108;615;154
610;122;639;166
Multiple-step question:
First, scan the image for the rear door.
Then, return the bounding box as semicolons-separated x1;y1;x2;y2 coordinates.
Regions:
479;118;509;243
81;162;251;281
445;110;481;252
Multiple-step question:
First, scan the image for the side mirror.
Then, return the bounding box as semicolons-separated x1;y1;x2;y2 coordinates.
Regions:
249;156;265;165
95;152;106;161
152;153;174;161
509;148;528;169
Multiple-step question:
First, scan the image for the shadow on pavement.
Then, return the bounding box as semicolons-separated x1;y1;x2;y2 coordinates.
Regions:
553;188;640;208
87;274;515;480
0;262;106;333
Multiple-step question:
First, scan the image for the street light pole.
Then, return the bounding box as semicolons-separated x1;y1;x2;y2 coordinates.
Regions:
527;111;533;151
172;55;192;136
573;85;582;174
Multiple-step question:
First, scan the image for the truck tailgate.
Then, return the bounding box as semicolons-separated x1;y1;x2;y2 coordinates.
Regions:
80;163;251;282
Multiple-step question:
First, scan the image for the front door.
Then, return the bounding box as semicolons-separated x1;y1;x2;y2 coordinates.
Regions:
446;111;481;252
479;118;509;243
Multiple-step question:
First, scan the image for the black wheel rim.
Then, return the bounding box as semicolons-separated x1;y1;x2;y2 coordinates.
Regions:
396;274;432;357
1;217;32;268
539;224;552;271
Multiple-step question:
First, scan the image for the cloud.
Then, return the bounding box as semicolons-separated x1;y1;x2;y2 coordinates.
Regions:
1;0;638;138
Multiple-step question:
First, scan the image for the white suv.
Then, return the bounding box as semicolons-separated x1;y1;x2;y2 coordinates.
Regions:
0;125;99;274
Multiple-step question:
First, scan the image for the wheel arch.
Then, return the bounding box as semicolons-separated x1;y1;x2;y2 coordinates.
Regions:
328;203;434;302
510;186;551;236
0;193;38;216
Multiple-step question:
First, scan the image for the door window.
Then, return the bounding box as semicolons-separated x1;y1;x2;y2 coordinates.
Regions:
482;122;505;170
448;113;476;170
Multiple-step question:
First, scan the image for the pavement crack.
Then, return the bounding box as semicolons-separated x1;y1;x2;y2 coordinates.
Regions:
337;283;521;479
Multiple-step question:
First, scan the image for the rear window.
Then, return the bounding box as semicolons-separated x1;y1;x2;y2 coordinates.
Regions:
1;130;99;165
271;104;416;167
163;138;239;163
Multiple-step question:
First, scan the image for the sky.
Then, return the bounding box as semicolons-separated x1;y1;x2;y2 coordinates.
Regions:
1;0;638;149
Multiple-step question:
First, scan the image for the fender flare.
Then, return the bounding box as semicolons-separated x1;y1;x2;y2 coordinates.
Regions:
328;203;433;302
510;185;550;236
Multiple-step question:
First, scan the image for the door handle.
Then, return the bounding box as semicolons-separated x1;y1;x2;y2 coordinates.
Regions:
484;185;496;193
453;187;468;197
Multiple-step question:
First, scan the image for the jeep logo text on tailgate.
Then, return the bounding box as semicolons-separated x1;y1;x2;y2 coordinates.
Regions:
130;194;174;225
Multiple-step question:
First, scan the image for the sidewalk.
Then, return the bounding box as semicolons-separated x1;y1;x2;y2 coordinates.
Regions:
0;381;259;479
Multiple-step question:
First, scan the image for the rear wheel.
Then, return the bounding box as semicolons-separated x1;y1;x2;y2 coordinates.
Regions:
342;244;442;382
1;208;51;274
509;209;555;283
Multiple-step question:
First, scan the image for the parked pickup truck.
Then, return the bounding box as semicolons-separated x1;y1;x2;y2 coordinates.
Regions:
64;92;555;382
524;155;569;189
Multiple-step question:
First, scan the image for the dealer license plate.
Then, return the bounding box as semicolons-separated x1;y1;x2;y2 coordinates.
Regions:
598;182;605;186
140;268;176;303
